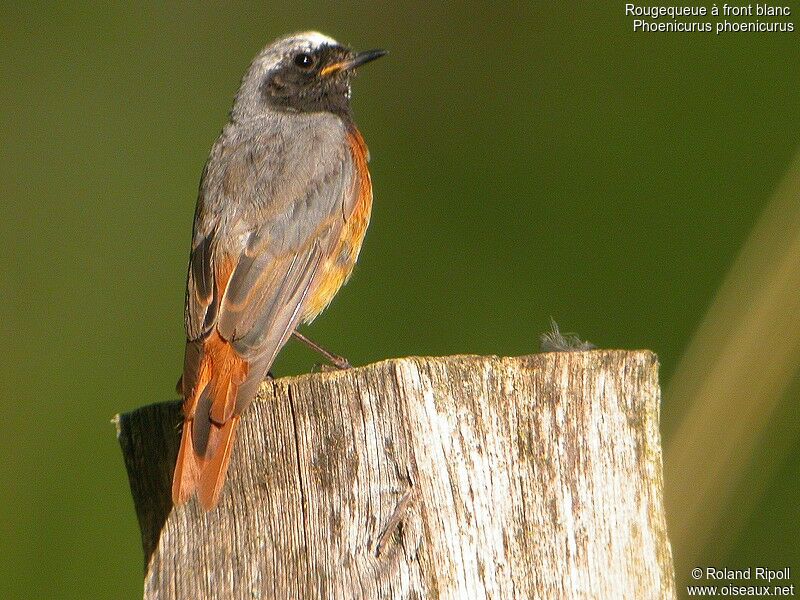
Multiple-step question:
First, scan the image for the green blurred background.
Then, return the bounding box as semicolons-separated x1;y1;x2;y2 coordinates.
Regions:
2;2;798;598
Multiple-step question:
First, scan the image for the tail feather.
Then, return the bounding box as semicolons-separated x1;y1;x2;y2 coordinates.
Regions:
171;332;249;510
209;366;244;424
171;418;201;506
197;416;240;510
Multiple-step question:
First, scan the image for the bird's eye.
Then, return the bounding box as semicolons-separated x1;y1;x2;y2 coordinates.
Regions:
294;53;315;69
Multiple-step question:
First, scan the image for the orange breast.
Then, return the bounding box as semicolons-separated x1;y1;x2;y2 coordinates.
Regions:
302;128;373;322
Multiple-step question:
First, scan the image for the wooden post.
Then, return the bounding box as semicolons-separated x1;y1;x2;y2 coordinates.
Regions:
117;351;676;599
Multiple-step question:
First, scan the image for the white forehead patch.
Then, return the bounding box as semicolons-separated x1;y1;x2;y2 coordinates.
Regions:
295;31;338;50
248;31;342;79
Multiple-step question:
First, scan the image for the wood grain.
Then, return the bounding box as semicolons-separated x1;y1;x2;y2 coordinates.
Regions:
117;351;676;599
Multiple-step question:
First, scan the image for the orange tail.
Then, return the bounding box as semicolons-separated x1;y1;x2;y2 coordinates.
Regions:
172;333;248;510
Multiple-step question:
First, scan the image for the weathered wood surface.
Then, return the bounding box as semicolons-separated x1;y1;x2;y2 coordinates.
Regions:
117;351;675;600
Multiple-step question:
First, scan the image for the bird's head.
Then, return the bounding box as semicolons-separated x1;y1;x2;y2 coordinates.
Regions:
232;31;386;121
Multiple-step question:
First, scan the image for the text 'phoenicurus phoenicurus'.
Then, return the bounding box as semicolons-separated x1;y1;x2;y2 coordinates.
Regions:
172;32;386;510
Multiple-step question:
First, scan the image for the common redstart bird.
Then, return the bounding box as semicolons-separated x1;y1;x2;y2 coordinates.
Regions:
171;32;386;510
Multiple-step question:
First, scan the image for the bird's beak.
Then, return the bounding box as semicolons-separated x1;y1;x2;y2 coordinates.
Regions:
320;49;388;77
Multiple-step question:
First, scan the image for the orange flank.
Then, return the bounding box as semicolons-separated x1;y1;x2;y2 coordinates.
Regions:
302;128;373;322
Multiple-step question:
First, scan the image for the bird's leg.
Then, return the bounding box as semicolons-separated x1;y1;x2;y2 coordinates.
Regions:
291;330;352;370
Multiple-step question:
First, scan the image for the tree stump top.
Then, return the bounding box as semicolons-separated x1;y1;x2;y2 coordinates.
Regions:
118;350;675;599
